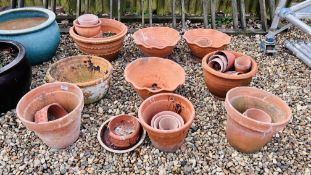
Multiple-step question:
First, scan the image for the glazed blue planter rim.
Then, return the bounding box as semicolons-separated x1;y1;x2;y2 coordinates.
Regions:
0;40;26;75
0;7;56;35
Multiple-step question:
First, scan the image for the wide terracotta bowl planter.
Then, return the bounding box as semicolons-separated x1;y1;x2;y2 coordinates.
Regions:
202;51;258;99
225;87;292;153
16;82;84;148
124;57;185;99
45;55;113;104
69;18;127;61
138;93;195;152
183;29;231;58
73;19;101;38
0;40;31;113
133;27;180;57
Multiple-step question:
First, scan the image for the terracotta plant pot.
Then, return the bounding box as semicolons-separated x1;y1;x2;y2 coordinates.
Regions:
133;27;180;57
243;108;272;123
107;115;141;148
45;55;113;104
16;82;84;148
34;103;68;123
225;87;292;153
124;57;185;99
202;51;258;99
234;55;252;73
138;93;195;152
183;29;231;58
208;51;235;72
151;111;184;129
78;14;99;25
69;18;128;61
73;19;101;38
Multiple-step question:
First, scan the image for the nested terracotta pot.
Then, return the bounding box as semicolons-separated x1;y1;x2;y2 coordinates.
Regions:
202;51;258;99
16;82;84;148
73;19;101;38
69;18;128;61
34;103;68;123
133;27;180;57
124;57;185;99
78;14;99;25
45;55;113;104
138;93;195;152
183;29;231;58
225;87;292;153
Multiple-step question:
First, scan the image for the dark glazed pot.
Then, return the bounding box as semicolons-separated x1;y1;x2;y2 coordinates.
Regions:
0;40;31;113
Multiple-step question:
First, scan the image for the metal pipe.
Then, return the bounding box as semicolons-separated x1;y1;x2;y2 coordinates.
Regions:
285;40;311;67
270;0;287;30
298;42;311;56
293;42;311;57
110;0;113;19
284;13;311;36
172;0;176;28
141;0;144;26
290;0;311;13
149;0;152;25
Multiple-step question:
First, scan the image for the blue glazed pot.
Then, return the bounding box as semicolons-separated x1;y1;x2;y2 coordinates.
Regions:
0;8;60;65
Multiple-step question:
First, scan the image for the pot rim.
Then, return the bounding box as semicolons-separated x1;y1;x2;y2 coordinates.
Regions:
16;82;84;129
97;116;146;154
0;40;26;75
202;51;258;80
73;19;102;28
0;7;56;35
124;57;186;93
183;28;231;48
45;55;113;88
132;26;180;50
225;87;292;130
138;93;195;134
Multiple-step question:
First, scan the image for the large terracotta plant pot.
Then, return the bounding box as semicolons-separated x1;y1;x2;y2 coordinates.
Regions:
0;40;31;113
45;55;113;104
225;87;292;153
133;27;180;57
138;93;195;152
69;18;127;61
202;51;258;99
16;82;84;148
124;57;185;99
183;29;230;58
0;8;60;65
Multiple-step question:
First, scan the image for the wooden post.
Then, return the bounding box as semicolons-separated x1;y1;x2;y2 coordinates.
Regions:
142;0;144;26
51;0;56;12
231;0;239;29
259;0;268;31
240;0;246;29
118;0;121;21
76;0;81;18
110;0;113;19
210;0;216;29
84;0;89;14
18;0;24;8
149;0;152;25
181;0;185;29
202;0;208;28
172;0;176;28
43;0;48;8
11;0;17;8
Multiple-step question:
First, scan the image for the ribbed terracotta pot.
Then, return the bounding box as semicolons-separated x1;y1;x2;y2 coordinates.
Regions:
16;82;84;148
124;57;185;99
133;27;180;57
138;93;195;152
202;51;258;99
45;55;113;104
225;87;292;153
69;18;127;61
183;29;231;58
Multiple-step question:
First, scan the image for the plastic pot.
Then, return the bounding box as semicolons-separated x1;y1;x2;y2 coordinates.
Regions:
77;14;99;25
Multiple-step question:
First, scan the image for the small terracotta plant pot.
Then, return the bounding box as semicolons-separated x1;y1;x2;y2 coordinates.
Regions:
70;18;128;61
151;111;184;129
73;19;102;38
16;82;84;148
208;51;236;72
138;93;195;152
133;27;180;57
183;29;231;58
78;14;99;25
225;87;292;153
208;55;227;72
202;51;258;99
107;115;141;148
45;55;113;104
234;55;252;73
34;103;68;123
124;57;185;99
243;108;272;123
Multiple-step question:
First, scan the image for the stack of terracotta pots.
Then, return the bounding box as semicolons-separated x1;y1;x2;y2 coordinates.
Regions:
73;14;101;38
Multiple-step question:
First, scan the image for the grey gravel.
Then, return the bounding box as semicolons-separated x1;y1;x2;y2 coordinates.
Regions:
0;21;310;174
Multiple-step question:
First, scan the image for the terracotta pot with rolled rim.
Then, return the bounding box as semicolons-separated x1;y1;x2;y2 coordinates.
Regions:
34;103;68;123
234;55;252;73
202;51;258;99
151;111;184;129
133;27;180;57
225;87;292;153
183;29;231;58
78;14;99;25
45;55;113;104
69;18;128;61
73;19;102;38
16;82;84;148
138;93;195;152
107;115;141;148
124;57;185;100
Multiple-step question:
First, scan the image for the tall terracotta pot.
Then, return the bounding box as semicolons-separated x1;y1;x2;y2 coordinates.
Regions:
16;82;84;148
138;93;195;152
224;87;292;153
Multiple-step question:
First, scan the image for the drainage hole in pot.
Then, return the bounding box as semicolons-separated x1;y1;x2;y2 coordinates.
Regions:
150;83;159;90
0;46;17;68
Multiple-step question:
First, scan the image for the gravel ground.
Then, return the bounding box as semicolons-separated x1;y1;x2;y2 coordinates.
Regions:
0;22;310;174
